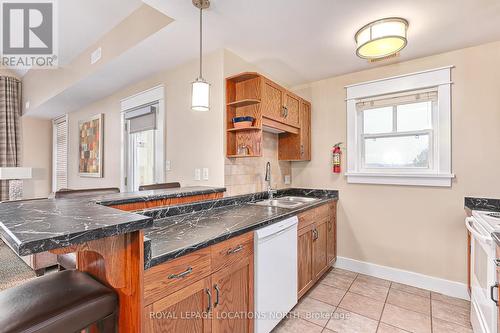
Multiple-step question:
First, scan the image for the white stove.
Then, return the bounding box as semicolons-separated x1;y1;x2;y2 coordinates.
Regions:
467;210;500;333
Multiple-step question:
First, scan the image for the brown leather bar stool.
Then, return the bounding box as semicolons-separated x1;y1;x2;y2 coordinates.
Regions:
0;270;117;333
138;182;181;191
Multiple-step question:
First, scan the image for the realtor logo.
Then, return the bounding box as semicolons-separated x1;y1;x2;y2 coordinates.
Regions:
0;0;58;68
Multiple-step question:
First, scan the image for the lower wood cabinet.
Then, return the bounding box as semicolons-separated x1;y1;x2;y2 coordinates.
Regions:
144;232;254;333
297;201;337;299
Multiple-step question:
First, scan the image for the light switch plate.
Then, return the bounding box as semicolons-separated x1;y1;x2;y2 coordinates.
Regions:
284;175;291;185
166;160;171;171
202;168;209;180
194;168;201;181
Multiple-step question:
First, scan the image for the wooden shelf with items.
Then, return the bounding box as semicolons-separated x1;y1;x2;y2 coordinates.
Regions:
226;72;311;160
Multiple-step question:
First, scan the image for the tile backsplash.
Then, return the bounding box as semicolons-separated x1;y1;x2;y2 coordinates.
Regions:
224;132;291;196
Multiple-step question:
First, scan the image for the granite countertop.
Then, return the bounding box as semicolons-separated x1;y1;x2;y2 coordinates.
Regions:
464;197;500;212
95;186;226;206
143;188;338;268
0;186;225;256
0;199;153;256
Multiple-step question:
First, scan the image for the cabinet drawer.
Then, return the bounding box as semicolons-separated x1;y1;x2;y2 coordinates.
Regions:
144;247;212;305
211;232;254;272
298;203;330;230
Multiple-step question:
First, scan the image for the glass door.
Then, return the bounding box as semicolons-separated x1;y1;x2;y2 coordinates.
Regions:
129;129;156;191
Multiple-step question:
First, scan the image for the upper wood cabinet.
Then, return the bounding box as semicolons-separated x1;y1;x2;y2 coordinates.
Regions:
226;72;311;160
278;99;311;161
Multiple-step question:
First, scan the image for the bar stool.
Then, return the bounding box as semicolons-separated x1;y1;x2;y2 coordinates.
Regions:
0;270;117;333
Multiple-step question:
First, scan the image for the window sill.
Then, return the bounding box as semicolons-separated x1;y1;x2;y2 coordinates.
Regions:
345;172;455;187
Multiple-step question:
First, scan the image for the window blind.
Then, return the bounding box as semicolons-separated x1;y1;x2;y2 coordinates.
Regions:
124;103;157;134
53;116;68;191
356;88;438;111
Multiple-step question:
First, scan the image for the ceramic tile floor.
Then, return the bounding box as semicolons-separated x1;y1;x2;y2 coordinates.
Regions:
272;268;472;333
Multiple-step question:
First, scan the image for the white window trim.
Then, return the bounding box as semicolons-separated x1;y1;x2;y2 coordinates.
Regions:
345;66;455;187
120;85;165;192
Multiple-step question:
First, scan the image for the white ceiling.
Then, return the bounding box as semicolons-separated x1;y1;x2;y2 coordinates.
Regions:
28;0;500;117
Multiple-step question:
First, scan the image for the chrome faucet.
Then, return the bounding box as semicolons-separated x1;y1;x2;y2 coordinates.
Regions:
265;162;277;199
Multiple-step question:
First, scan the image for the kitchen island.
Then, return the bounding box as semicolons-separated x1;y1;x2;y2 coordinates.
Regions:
0;187;338;332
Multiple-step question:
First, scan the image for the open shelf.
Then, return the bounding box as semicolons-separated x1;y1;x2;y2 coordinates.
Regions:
227;99;261;107
227;126;261;132
227;154;261;158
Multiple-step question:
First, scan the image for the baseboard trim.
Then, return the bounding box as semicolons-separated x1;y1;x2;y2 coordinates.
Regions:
334;256;469;300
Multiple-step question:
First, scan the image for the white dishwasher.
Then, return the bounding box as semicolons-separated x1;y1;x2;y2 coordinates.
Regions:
254;216;298;333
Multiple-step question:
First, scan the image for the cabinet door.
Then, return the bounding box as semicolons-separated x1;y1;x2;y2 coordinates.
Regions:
212;256;254;333
312;219;328;280
327;202;337;265
300;100;311;160
262;79;284;121
284;92;300;127
298;224;314;299
145;277;212;333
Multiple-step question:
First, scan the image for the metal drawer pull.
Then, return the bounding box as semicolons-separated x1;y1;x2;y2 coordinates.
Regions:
168;267;193;279
491;284;499;306
214;284;220;308
227;245;243;255
206;288;212;312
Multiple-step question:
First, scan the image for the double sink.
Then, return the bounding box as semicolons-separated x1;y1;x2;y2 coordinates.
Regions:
252;196;319;209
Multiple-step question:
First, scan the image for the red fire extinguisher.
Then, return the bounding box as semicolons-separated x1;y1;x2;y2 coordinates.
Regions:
332;143;342;174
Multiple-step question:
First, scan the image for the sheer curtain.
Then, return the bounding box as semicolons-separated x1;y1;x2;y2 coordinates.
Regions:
0;76;22;201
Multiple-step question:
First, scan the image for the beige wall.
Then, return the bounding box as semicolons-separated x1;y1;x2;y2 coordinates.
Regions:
21;117;52;198
291;41;500;284
223;50;292;196
66;50;225;189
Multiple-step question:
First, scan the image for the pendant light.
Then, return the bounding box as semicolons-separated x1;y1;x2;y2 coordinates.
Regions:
191;0;210;111
355;17;409;61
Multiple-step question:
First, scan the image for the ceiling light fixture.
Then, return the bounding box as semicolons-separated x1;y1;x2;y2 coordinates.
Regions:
191;0;210;111
355;17;408;61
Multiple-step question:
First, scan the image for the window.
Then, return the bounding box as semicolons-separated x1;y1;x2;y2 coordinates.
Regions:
52;115;68;191
346;67;454;186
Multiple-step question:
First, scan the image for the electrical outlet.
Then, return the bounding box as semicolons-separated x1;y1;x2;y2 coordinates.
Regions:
202;168;209;180
165;160;171;171
91;47;102;64
284;175;291;185
194;168;201;181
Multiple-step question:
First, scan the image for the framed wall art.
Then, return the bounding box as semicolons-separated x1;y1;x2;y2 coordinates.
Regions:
78;113;103;177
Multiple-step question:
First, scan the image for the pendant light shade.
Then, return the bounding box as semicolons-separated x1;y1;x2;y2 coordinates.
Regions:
355;18;408;60
191;0;210;111
191;78;210;112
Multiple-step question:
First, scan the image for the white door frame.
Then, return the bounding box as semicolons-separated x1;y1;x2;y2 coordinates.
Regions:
120;85;165;192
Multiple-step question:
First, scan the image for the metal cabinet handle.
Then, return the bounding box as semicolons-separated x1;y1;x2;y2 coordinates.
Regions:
206;288;212;312
328;221;332;232
491;284;499;306
312;229;318;241
168;267;193;279
284;107;289;118
300;145;304;157
214;284;220;308
281;106;286;117
227;244;243;255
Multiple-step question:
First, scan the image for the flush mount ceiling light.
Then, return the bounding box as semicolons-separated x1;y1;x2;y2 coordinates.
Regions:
355;17;409;61
191;0;210;111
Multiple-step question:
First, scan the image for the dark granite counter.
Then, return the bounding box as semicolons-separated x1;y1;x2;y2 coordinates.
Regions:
0;198;152;256
142;188;338;268
95;186;226;206
465;197;500;212
493;233;500;247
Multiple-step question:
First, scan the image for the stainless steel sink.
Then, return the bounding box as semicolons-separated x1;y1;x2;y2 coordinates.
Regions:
251;196;319;209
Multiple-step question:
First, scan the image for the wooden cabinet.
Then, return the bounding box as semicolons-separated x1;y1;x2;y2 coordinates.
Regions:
278;99;311;161
226;72;311;159
283;91;300;127
262;79;284;122
144;232;254;333
298;224;314;298
144;277;212;333
327;202;337;264
212;256;253;333
312;218;328;280
297;201;337;299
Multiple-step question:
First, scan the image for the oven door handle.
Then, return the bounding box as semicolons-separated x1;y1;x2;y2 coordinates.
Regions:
465;217;492;244
491;284;499;306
